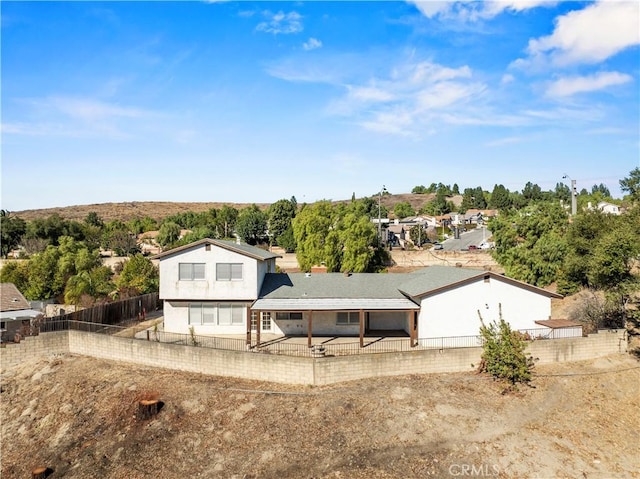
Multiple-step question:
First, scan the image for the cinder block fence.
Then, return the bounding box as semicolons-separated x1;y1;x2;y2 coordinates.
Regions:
0;329;628;385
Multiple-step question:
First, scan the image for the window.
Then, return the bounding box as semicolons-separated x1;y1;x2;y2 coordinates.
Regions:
189;303;245;325
179;263;205;280
337;312;360;325
216;263;243;281
218;304;243;325
276;312;303;320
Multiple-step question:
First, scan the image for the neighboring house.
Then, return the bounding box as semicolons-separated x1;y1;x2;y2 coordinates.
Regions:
597;201;621;215
154;239;563;346
1;283;42;342
451;209;498;226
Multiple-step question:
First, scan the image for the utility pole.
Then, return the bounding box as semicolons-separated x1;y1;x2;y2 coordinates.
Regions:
378;185;386;243
563;174;577;216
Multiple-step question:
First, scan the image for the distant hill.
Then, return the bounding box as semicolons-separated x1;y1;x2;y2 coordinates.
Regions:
12;194;463;222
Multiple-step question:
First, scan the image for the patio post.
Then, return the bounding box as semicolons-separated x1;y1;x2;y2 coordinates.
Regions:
410;311;417;347
307;310;313;348
246;306;252;346
359;310;364;348
256;310;261;347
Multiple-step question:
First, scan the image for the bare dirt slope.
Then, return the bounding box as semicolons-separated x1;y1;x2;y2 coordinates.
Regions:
2;354;638;478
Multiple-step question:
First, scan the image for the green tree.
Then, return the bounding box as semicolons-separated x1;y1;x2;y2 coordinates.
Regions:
620;167;640;203
293;201;335;271
116;254;159;296
236;205;267;245
276;226;297;253
293;201;387;272
412;185;428;194
522;182;543;202
64;266;114;306
268;199;297;245
490;202;568;286
489;184;511;210
156;221;181;248
0;211;26;258
0;260;30;292
215;205;239;239
84;211;104;228
393;202;415;219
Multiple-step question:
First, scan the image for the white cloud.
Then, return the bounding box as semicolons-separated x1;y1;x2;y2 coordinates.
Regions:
501;73;515;85
519;1;640;67
407;1;453;19
302;37;322;51
256;10;303;35
5;96;153;138
485;135;528;147
329;61;489;135
545;71;633;98
407;0;555;21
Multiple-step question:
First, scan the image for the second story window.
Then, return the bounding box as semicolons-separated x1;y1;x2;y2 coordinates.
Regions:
179;263;206;281
216;263;243;281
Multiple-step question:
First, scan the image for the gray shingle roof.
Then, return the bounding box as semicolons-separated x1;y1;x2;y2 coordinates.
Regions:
396;266;484;297
1;283;31;312
259;272;411;300
152;238;280;261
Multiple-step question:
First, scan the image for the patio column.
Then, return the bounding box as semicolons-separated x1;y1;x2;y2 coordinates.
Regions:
359;310;365;348
256;310;261;347
410;311;417;347
307;310;313;348
246;306;252;346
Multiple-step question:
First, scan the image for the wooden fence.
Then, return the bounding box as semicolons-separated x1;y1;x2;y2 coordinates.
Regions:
47;293;161;325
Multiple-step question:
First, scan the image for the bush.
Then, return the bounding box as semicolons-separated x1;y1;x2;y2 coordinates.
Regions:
478;308;534;388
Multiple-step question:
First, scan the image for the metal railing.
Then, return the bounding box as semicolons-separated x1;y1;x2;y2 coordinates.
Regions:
29;319;580;358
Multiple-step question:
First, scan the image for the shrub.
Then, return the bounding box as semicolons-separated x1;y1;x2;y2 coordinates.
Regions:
478;307;534;388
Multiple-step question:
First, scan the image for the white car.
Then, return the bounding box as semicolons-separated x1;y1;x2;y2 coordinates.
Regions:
479;241;494;250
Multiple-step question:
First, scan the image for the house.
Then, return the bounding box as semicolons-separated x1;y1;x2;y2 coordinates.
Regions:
597;201;621;215
1;283;42;342
154;239;563;347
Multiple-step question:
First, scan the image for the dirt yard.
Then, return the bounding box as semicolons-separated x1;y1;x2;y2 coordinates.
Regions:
1;353;638;478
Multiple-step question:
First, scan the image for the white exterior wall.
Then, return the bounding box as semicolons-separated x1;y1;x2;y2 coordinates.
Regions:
267;311;410;336
164;301;251;335
159;244;261;301
417;277;552;338
269;312;359;336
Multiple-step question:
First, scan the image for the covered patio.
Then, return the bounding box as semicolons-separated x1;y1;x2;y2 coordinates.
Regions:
246;302;420;350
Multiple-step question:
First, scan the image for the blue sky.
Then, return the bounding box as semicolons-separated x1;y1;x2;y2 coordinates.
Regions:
2;1;639;211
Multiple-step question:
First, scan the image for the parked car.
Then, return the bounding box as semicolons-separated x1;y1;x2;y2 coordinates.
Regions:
468;245;478;251
432;242;443;250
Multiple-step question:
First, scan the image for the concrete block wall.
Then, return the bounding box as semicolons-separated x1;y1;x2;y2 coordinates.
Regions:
527;329;627;364
313;347;482;385
67;331;314;385
0;328;628;385
0;332;69;370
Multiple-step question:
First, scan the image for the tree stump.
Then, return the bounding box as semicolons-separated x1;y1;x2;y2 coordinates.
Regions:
137;399;160;420
32;467;51;479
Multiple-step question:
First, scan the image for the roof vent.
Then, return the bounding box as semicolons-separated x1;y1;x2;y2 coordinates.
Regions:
305;273;311;278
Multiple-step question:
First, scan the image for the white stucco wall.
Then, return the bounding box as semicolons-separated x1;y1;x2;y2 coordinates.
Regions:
164;301;251;335
417;276;553;338
159;244;263;301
